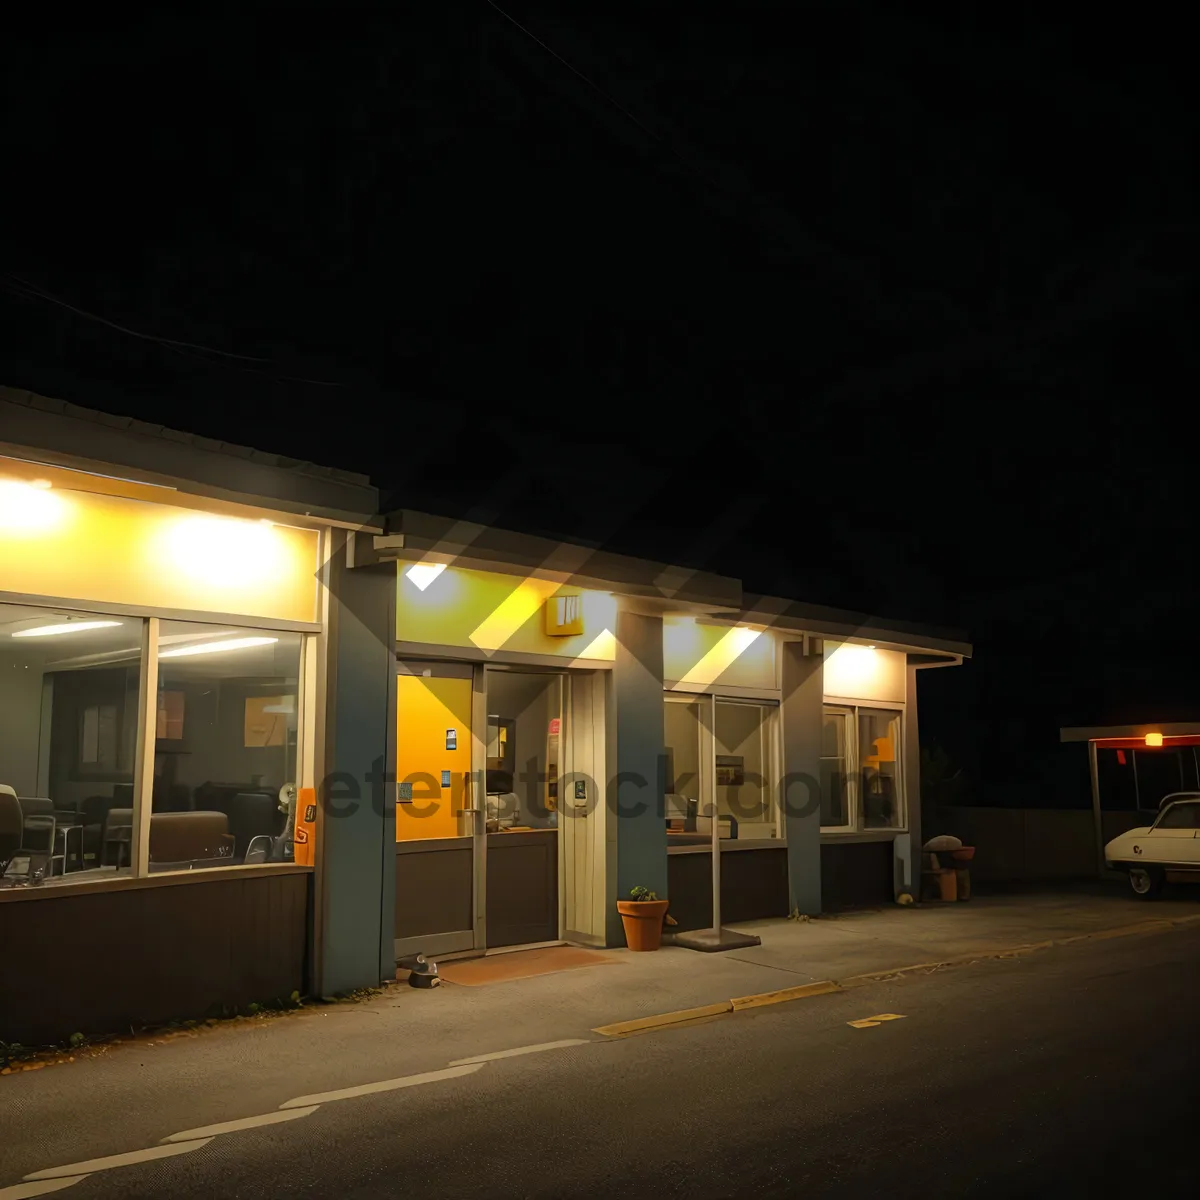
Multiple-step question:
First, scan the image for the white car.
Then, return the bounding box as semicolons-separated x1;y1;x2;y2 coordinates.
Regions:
1104;793;1200;898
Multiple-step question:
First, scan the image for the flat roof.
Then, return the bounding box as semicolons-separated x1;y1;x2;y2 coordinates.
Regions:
1;385;380;526
383;508;970;653
1061;723;1200;743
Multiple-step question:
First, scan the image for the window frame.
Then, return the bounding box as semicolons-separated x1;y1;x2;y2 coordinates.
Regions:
820;701;907;835
0;599;315;891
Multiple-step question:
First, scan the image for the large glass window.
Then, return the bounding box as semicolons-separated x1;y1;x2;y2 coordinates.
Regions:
0;604;144;885
664;694;778;843
715;700;777;838
859;708;903;829
155;621;302;869
821;704;905;833
820;708;851;828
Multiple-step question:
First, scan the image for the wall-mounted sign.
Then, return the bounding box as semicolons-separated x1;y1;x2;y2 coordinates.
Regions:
716;755;744;787
446;728;457;750
574;779;587;800
397;781;413;802
549;717;561;735
544;590;584;637
441;770;452;788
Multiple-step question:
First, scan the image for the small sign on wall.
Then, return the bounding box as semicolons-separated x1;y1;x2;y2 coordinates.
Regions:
446;728;457;750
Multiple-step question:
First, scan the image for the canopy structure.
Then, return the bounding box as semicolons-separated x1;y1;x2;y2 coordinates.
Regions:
1060;724;1200;873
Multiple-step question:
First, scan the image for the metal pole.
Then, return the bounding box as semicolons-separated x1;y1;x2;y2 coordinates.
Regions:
709;695;721;933
1089;739;1104;877
1131;749;1142;810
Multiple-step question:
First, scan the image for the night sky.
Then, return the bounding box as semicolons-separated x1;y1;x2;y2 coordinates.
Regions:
3;7;1196;804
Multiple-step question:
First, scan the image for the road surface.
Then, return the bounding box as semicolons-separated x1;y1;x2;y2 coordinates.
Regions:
4;923;1199;1198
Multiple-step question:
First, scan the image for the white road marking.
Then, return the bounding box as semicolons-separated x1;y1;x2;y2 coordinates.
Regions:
24;1140;213;1183
162;1106;319;1143
279;1062;484;1109
0;1179;90;1199
449;1038;590;1065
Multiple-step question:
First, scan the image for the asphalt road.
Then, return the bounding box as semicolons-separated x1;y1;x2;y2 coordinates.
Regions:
7;925;1200;1198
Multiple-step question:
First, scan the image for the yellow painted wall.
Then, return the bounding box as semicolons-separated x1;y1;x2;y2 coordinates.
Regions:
0;475;320;623
663;618;777;690
396;674;474;841
396;561;617;660
823;643;906;705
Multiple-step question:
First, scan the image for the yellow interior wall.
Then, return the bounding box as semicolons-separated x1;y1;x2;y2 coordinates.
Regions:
663;619;777;690
0;474;320;623
396;561;617;660
396;674;474;841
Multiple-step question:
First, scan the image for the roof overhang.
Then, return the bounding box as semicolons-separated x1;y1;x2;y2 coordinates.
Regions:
366;509;742;611
1060;723;1200;744
737;593;972;660
1;386;382;530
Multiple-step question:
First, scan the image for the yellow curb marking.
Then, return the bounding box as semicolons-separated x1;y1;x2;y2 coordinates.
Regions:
593;912;1200;1039
848;1013;906;1029
730;980;842;1010
592;1002;732;1038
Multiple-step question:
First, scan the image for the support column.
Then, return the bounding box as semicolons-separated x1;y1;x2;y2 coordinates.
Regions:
314;533;397;995
899;661;921;900
1089;739;1104;877
605;608;666;945
781;639;823;915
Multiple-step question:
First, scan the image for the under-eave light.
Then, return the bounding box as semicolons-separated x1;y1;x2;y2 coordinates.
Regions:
12;620;123;638
405;562;447;591
1145;732;1164;747
159;636;278;659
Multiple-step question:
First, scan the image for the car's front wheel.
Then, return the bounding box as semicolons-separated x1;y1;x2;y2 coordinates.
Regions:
1128;866;1165;899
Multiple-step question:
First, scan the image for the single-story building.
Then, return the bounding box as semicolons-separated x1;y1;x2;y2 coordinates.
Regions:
1;385;971;1044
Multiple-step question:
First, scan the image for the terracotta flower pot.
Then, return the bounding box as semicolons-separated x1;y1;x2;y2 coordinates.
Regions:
617;899;670;951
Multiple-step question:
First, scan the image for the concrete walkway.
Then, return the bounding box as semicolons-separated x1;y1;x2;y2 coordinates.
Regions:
2;885;1197;1183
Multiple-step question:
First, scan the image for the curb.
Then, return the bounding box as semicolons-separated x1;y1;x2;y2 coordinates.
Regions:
591;911;1200;1038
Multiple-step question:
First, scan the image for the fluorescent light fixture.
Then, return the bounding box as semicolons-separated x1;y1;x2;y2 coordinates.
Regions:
405;562;447;591
12;620;123;638
159;636;278;659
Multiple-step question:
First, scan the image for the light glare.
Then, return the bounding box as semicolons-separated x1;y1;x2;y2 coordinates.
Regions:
12;620;123;638
159;636;278;659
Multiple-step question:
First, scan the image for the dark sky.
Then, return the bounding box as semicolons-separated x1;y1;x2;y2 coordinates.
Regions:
3;6;1197;802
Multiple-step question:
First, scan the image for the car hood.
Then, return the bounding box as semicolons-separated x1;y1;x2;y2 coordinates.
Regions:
1105;827;1152;852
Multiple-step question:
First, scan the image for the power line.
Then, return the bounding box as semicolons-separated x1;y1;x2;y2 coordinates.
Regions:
1;273;345;388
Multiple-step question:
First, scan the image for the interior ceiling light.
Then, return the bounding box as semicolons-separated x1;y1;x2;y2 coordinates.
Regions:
1144;732;1164;747
12;620;123;638
159;636;278;659
405;562;447;591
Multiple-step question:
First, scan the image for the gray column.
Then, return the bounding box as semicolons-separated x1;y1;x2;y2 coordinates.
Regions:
781;640;822;915
605;608;666;944
314;536;396;995
899;662;921;900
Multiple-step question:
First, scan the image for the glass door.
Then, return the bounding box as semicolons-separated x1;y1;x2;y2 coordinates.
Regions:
394;660;485;959
483;668;564;948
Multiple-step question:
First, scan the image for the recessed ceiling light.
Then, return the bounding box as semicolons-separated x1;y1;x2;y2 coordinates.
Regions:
12;620;123;638
159;636;278;659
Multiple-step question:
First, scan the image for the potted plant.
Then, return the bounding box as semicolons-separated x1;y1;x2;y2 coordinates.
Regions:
616;885;671;951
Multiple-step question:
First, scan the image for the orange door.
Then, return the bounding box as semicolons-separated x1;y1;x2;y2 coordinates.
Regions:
396;673;474;842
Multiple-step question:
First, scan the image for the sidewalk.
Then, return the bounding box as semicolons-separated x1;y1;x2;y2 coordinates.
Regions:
3;886;1197;1182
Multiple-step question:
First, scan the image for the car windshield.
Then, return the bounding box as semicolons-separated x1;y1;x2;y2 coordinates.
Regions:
1155;803;1200;830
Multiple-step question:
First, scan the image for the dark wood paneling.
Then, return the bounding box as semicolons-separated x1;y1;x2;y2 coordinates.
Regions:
667;848;790;933
395;844;473;939
0;871;310;1046
486;831;557;948
820;840;894;910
